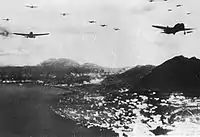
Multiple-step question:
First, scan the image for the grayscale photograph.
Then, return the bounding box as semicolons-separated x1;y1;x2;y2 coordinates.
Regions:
0;0;200;137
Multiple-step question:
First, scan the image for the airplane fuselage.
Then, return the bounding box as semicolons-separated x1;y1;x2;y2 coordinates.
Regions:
163;23;187;34
25;32;36;38
163;28;180;34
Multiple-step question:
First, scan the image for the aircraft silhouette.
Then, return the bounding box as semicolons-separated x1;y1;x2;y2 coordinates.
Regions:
100;24;107;27
25;5;38;8
149;0;167;2
186;12;191;15
168;9;172;12
13;32;49;38
60;13;70;16
88;20;96;24
176;4;183;7
114;28;120;31
152;23;194;35
2;18;11;21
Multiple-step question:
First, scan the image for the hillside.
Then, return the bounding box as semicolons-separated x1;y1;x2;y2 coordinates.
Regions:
81;63;124;73
101;65;155;89
137;55;200;94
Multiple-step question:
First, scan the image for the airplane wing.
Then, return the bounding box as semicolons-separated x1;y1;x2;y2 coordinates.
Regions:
186;31;193;34
184;28;194;31
34;33;50;36
152;25;167;30
25;5;37;8
13;33;28;36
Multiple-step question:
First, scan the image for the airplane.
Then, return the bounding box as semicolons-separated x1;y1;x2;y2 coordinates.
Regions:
100;24;107;27
149;0;167;2
152;23;194;35
114;28;120;31
12;31;49;38
168;9;172;12
176;4;183;7
25;5;38;8
2;18;11;21
186;12;191;15
88;20;96;24
60;13;70;16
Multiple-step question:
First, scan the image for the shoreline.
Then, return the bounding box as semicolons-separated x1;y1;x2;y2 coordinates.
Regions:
0;83;118;137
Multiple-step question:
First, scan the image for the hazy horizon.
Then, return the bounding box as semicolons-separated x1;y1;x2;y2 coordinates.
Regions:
0;0;199;67
0;54;198;69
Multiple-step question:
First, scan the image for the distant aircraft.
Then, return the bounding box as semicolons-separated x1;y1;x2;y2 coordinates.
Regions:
149;0;167;2
25;5;38;8
114;28;120;31
100;24;107;27
168;9;172;12
176;4;183;7
152;23;194;35
60;13;70;16
88;20;96;24
186;12;191;15
13;31;49;38
2;18;11;21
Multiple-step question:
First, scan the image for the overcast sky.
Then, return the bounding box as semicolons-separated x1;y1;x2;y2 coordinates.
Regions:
0;0;199;67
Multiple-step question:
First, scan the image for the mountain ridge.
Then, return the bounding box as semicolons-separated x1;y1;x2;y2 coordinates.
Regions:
136;55;200;95
38;58;80;68
101;65;155;89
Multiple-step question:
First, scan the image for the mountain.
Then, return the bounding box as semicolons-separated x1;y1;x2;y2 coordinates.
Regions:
39;59;123;73
39;58;80;68
137;55;200;94
0;58;129;85
101;65;155;89
81;63;104;72
81;63;125;73
81;63;102;68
